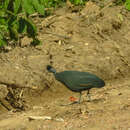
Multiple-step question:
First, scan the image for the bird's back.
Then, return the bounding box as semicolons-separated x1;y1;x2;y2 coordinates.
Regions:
55;71;105;92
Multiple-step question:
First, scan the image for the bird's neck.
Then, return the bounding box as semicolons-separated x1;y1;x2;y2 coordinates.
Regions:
50;68;57;74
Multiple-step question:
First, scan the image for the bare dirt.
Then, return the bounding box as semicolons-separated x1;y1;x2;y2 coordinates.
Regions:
0;1;130;130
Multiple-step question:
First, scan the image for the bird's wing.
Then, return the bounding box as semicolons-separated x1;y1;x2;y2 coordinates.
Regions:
80;83;92;87
78;76;97;87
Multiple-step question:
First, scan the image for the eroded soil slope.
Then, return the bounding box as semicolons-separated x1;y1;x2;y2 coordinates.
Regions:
0;1;130;130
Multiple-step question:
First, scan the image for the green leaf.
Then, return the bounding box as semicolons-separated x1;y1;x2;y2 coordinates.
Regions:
14;0;22;14
22;0;35;14
0;25;8;33
31;38;41;46
3;0;10;10
0;10;6;17
0;17;6;25
25;18;37;37
8;16;17;26
32;0;45;15
9;26;19;40
0;16;8;33
18;18;27;33
125;0;130;11
0;35;7;46
75;0;81;5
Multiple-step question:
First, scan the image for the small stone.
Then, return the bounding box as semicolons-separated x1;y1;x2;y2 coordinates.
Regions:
21;36;32;47
55;118;64;122
85;43;89;46
0;84;8;98
4;46;12;52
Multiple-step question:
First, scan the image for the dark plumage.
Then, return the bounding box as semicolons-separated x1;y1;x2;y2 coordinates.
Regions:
47;65;105;104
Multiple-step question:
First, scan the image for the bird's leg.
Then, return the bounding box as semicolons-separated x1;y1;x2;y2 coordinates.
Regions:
86;89;91;102
78;92;82;103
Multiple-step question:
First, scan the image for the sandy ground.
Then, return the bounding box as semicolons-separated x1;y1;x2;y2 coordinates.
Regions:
0;1;130;130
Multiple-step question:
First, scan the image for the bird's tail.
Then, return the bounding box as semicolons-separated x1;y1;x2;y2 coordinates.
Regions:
46;65;56;74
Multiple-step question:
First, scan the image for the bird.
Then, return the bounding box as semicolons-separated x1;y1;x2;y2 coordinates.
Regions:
46;65;105;105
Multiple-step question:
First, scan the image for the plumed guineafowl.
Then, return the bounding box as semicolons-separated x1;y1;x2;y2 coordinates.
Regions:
47;65;105;105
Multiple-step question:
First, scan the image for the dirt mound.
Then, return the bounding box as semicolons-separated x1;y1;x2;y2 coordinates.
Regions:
0;1;130;129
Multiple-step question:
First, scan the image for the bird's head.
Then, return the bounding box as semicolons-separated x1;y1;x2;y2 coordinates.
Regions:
46;65;56;74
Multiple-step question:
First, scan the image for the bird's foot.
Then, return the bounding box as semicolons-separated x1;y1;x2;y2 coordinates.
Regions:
60;101;80;106
86;94;91;102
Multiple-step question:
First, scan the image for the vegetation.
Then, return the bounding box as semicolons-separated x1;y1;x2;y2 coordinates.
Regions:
0;0;129;47
0;0;45;46
125;0;130;10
